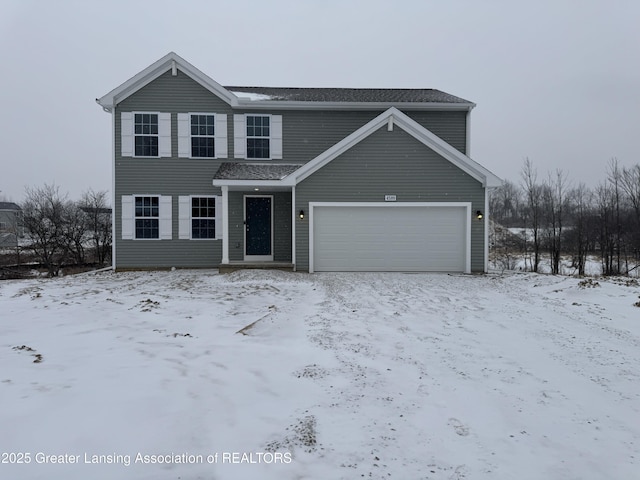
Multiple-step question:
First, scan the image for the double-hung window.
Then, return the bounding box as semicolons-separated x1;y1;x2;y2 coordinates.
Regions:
178;196;221;240
134;114;159;157
246;115;270;159
191;197;216;239
177;113;228;158
191;115;215;158
233;114;282;160
121;195;172;240
121;112;171;157
134;196;159;239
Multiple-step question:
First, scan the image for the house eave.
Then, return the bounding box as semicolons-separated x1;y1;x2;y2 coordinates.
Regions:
97;52;238;112
212;179;293;190
232;100;475;111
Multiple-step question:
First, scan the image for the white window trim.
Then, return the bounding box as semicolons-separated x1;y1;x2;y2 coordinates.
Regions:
178;195;222;240
123;112;171;158
233;113;282;160
178;113;228;159
122;195;172;240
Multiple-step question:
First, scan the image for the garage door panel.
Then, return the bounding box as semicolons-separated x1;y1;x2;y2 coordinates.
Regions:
312;205;467;272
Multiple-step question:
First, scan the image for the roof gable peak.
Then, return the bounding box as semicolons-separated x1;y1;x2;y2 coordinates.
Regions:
96;52;237;111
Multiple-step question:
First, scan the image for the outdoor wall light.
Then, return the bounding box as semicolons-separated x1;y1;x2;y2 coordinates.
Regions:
476;210;484;220
299;210;305;220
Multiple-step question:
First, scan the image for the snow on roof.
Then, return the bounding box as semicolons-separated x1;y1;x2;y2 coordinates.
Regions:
230;91;274;101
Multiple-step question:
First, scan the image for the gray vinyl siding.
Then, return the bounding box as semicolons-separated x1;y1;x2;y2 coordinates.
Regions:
114;69;232;269
227;191;292;262
295;126;486;272
112;68;469;269
232;109;468;162
405;110;467;154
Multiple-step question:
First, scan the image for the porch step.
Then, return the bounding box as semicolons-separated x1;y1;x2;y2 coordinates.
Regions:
217;262;295;274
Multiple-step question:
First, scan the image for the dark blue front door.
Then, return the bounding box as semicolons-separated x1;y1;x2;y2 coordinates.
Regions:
245;196;272;257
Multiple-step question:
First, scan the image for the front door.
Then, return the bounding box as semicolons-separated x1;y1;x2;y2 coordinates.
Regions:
244;195;273;261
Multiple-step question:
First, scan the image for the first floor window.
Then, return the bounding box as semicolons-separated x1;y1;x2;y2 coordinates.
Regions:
134;113;159;156
178;195;220;240
135;196;159;239
191;197;216;239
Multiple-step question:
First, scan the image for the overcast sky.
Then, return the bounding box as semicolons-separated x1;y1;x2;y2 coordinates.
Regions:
1;0;638;203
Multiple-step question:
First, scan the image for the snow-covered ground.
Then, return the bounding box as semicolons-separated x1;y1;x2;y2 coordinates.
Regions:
1;269;639;480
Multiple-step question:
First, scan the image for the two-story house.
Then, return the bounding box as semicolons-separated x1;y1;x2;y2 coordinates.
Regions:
97;52;500;273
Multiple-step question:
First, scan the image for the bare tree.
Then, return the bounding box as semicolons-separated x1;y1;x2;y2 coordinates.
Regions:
61;202;88;265
489;179;522;227
543;170;569;274
565;183;593;276
620;164;640;271
22;184;69;276
79;189;112;265
607;159;625;273
595;181;621;276
521;158;543;272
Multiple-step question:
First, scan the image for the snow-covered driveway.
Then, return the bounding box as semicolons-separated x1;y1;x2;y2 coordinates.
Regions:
1;270;638;479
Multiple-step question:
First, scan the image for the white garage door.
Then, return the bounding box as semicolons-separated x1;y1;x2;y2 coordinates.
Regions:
311;204;469;272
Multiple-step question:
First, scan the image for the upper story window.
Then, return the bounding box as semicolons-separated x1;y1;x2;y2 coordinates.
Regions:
177;113;228;159
191;115;215;157
121;112;171;158
134;114;159;157
246;115;270;159
233;114;282;160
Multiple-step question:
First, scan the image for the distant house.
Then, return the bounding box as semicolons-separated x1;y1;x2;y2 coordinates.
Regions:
97;52;501;273
0;202;22;247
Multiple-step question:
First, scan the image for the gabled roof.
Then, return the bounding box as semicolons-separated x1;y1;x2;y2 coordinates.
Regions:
97;52;237;111
97;52;475;112
213;107;501;188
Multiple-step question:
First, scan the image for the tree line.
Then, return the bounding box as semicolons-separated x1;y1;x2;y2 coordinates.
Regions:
490;158;640;276
9;184;112;276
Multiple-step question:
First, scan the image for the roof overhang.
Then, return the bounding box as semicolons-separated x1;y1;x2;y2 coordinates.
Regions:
97;52;476;114
96;52;239;112
230;101;475;111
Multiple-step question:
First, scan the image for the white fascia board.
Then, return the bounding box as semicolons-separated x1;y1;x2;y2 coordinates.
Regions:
232;100;475;111
212;179;289;188
97;52;238;111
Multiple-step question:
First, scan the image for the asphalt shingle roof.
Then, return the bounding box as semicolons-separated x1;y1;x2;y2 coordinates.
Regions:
213;163;301;181
225;87;471;104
